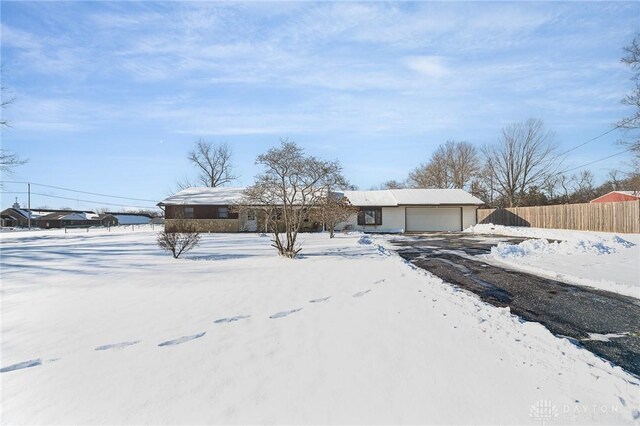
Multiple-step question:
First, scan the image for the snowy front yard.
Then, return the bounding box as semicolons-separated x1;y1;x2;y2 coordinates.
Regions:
1;227;639;424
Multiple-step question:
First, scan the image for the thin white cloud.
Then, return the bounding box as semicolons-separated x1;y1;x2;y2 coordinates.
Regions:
405;56;449;78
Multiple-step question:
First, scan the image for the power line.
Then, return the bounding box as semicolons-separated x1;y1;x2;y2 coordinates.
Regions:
0;181;159;203
560;147;634;174
29;192;158;209
554;116;636;158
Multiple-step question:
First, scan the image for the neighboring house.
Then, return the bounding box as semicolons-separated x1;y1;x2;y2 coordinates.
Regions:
0;205;118;228
590;191;640;204
98;214;119;227
105;212;153;225
0;204;30;227
158;187;484;233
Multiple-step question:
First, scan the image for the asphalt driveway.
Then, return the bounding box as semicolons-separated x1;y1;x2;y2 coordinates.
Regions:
388;233;640;377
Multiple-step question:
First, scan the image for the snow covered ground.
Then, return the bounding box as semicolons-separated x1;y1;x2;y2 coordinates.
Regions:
464;224;640;299
1;227;639;424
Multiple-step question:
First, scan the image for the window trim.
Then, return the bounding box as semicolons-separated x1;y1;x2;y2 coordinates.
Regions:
357;207;382;226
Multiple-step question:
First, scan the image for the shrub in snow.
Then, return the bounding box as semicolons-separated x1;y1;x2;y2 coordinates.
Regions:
157;222;201;259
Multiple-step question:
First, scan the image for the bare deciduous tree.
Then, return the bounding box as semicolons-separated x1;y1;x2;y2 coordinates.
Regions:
175;176;196;191
570;170;595;203
187;140;238;187
157;219;201;258
1;80;26;175
241;139;348;258
379;179;406;189
408;140;480;190
618;34;640;160
312;192;358;238
482;118;558;207
0;150;26;174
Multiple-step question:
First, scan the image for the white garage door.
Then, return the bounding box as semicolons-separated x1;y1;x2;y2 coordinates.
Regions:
405;207;461;232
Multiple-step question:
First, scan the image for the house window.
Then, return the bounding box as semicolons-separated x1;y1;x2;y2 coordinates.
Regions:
247;210;255;221
184;207;194;219
365;210;376;224
357;208;382;226
218;207;229;219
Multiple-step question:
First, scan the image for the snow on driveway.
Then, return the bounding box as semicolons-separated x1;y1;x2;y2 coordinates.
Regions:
465;224;640;299
1;227;639;424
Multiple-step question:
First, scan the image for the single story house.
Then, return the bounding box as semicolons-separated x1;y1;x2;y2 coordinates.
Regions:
158;187;484;233
590;191;640;204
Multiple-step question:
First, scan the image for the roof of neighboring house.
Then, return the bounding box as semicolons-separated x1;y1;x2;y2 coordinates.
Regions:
105;212;154;218
158;187;247;206
591;190;640;203
343;189;484;206
611;191;640;197
97;214;117;220
37;212;101;221
0;208;101;220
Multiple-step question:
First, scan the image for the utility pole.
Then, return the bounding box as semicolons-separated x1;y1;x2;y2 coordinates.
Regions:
27;182;31;229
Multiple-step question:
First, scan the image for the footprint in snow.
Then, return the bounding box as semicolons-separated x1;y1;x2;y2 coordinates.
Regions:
309;296;331;303
158;332;206;347
373;279;386;285
95;340;140;351
214;315;251;324
0;359;42;373
353;289;371;297
270;308;303;319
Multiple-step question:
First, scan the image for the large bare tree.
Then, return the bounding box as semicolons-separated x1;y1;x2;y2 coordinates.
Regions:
408;140;480;190
187;139;238;187
241;139;348;258
482;118;558;207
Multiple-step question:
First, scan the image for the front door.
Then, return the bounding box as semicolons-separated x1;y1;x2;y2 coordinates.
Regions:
244;209;258;232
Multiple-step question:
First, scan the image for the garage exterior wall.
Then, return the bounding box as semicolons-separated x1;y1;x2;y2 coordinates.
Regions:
339;206;406;233
338;205;479;233
462;206;478;230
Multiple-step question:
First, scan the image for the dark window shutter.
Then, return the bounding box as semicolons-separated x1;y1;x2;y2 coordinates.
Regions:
375;208;382;225
357;210;365;225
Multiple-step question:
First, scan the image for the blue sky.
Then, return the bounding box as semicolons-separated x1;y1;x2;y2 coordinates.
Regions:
1;1;638;211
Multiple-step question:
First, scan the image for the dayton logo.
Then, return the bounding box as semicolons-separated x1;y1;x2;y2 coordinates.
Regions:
529;400;559;425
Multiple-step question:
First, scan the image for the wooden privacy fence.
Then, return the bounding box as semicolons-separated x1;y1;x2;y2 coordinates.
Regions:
477;200;640;233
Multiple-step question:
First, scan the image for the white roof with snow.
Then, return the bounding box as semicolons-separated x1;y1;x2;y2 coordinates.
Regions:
343;189;484;206
159;187;483;207
159;187;246;206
